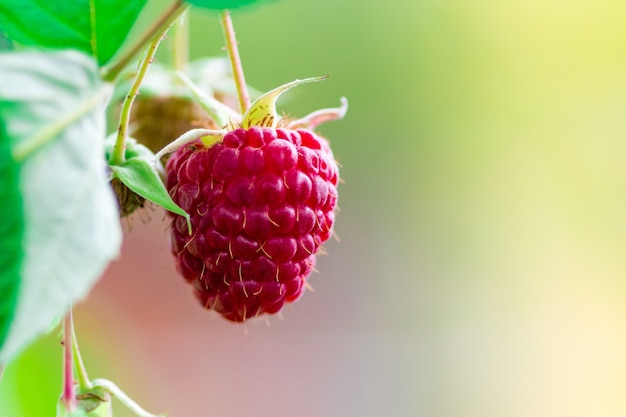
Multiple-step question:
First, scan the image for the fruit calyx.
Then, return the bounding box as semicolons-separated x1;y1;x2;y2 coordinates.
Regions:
241;75;329;128
154;75;348;163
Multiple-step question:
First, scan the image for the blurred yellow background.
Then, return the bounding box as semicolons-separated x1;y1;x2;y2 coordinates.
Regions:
3;0;626;416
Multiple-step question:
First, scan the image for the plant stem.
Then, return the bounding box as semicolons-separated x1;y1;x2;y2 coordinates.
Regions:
109;38;160;165
92;378;164;417
71;315;92;391
172;9;189;81
221;10;250;113
0;364;5;383
62;310;76;413
110;7;187;166
102;1;190;83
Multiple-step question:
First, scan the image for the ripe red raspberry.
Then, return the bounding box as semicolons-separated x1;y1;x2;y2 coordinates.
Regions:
166;126;339;322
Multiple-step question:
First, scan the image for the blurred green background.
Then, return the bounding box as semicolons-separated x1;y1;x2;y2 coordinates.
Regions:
3;0;626;416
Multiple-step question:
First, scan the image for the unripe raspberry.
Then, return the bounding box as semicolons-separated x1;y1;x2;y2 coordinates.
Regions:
166;126;338;322
110;177;145;217
131;96;216;156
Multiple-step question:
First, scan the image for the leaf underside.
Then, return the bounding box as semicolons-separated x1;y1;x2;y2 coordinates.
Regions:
0;50;122;363
0;0;147;65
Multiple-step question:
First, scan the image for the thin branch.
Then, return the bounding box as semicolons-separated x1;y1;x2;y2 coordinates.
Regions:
62;310;76;413
109;36;161;165
71;316;92;391
92;378;165;417
109;5;188;166
221;10;250;113
101;1;190;83
172;9;189;80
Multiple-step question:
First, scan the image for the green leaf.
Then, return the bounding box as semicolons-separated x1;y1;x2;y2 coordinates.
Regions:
110;158;190;222
0;50;122;363
105;136;191;229
185;0;271;10
0;0;148;65
0;119;22;353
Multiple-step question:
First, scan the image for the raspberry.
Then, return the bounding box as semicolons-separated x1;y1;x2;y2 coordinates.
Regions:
110;177;145;217
131;96;216;156
166;126;339;322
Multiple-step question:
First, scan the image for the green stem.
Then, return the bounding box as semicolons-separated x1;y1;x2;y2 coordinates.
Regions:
109;39;160;165
62;310;76;413
71;315;92;391
92;378;164;417
110;6;187;166
221;10;250;113
0;364;5;384
102;1;189;83
172;9;189;81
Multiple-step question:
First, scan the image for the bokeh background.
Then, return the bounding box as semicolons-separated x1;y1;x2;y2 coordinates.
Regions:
3;0;626;416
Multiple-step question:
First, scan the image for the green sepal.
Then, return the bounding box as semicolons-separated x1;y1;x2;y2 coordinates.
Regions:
105;136;191;232
241;75;328;129
77;386;111;414
57;404;109;417
56;401;88;417
175;70;241;128
85;402;112;417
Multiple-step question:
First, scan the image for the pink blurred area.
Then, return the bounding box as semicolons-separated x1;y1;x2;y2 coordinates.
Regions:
73;205;396;417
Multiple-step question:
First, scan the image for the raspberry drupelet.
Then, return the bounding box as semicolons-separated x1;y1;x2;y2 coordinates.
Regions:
166;125;339;322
